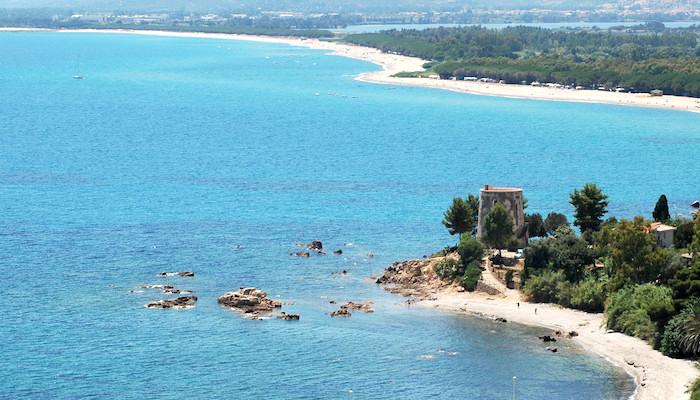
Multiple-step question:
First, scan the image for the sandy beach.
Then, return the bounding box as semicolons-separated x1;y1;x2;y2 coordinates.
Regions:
9;27;699;398
10;27;697;113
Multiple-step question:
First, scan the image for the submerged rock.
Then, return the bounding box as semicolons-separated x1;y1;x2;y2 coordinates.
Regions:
291;251;311;258
331;309;352;317
538;335;557;343
218;287;282;314
156;271;194;277
146;295;197;309
340;301;374;313
333;249;343;255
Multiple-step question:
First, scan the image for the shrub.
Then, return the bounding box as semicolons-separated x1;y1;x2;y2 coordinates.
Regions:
523;270;567;303
505;269;514;286
570;277;609;312
659;300;700;357
604;284;674;343
459;260;482;292
434;258;461;280
457;233;485;265
506;236;521;252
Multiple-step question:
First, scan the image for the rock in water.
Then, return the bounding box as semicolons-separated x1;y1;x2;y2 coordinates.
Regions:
276;312;300;320
178;271;194;277
146;295;198;309
291;251;311;258
340;301;374;313
331;309;351;317
307;240;323;251
333;249;343;255
218;287;282;314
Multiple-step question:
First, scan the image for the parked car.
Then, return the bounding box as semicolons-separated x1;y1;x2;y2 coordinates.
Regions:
514;249;523;259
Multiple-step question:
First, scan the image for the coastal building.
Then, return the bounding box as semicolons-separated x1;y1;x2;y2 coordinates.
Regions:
477;184;527;244
650;222;676;248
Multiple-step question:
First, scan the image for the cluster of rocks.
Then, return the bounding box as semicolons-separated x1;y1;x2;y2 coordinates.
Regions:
290;241;344;257
156;271;194;277
146;295;197;309
330;301;374;317
140;272;197;309
375;259;452;299
537;330;579;353
218;287;299;320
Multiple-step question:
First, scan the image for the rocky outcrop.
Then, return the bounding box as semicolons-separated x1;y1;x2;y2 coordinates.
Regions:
218;287;282;314
333;249;343;255
276;312;300;320
538;335;557;342
340;301;374;313
307;240;323;251
156;271;194;277
146;295;197;309
331;309;351;317
291;251;311;258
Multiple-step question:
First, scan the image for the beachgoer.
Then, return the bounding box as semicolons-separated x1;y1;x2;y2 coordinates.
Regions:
517;302;520;309
535;308;537;315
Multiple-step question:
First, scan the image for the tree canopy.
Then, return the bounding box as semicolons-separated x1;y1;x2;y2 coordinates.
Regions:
442;195;478;236
570;183;609;234
653;194;670;221
482;203;514;254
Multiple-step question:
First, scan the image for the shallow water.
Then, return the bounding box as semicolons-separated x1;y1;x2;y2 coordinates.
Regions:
3;31;697;399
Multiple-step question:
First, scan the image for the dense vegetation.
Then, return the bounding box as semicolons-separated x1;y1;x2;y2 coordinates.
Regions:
345;24;700;97
438;184;700;396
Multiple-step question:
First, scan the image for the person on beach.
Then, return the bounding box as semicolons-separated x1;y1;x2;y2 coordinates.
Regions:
535;307;537;315
517;302;520;309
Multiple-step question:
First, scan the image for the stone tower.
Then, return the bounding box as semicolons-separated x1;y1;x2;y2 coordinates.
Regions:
477;184;527;243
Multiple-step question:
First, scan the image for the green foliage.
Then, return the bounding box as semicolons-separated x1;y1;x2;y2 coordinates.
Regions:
522;238;555;281
570;277;608;312
604;284;675;343
691;374;700;400
522;227;593;284
442;195;479;236
434;258;461;280
459;261;482;291
674;221;696;249
482;203;514;252
457;233;485;265
668;260;700;310
660;300;700;357
570;183;609;234
690;217;700;260
653;194;670;222
523;270;569;304
599;216;667;289
505;236;521;252
505;269;514;286
526;212;546;238
544;212;569;235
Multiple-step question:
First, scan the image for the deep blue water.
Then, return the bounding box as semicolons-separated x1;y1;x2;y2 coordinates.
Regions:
2;31;698;399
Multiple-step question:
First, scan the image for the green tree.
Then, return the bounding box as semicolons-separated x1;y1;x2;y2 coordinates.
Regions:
601;216;668;289
604;283;674;343
526;212;546;238
674;221;695;249
570;183;609;234
442;195;479;236
653;194;670;221
668;260;700;310
544;212;569;235
457;233;485;265
482;203;514;257
661;300;700;357
690;217;700;261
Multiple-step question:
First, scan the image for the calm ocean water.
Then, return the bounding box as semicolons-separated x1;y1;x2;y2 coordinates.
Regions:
2;31;698;399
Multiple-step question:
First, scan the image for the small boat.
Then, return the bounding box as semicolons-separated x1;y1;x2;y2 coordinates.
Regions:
73;75;85;79
691;200;700;208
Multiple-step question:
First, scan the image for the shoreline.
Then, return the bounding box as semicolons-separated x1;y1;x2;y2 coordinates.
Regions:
8;27;699;398
400;265;699;400
7;27;698;113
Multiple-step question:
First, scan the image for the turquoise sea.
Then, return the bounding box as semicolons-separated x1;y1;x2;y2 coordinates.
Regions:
2;31;698;399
